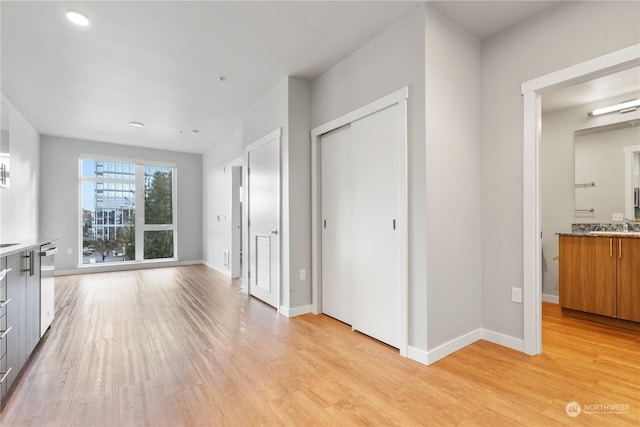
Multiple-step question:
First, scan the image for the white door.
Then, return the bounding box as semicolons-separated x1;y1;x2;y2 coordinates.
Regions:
321;124;353;324
247;132;280;308
320;103;404;349
350;104;404;348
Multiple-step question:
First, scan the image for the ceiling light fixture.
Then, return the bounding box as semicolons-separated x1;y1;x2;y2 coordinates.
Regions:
66;10;90;26
218;76;227;83
589;99;640;117
191;129;200;134
129;121;145;128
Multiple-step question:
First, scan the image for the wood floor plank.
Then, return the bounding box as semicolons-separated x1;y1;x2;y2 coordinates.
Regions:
1;265;638;426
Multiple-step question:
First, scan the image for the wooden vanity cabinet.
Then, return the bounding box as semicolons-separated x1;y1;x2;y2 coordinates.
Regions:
617;237;640;322
559;236;616;317
559;235;640;322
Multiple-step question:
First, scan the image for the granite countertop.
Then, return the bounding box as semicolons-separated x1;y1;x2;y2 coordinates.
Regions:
0;238;58;257
557;231;640;238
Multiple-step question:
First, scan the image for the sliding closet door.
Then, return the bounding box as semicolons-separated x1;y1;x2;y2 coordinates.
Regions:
320;102;404;349
321;124;353;325
350;103;404;349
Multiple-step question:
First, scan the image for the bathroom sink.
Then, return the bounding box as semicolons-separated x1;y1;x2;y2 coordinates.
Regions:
0;243;19;248
589;231;640;236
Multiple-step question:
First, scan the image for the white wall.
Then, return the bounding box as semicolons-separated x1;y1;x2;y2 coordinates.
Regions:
425;6;482;349
203;128;243;275
0;94;40;242
311;5;429;349
203;76;312;311
481;1;640;338
40;135;203;273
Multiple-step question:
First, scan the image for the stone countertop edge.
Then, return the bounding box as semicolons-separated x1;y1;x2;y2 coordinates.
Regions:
556;232;640;238
0;238;58;257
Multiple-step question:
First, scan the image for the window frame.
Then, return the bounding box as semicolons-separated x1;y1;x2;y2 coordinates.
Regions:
78;154;178;267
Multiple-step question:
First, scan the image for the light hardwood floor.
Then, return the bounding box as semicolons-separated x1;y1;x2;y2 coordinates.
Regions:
1;265;638;426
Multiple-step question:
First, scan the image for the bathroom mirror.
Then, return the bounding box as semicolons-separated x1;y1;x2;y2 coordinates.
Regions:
574;119;640;222
0;95;10;188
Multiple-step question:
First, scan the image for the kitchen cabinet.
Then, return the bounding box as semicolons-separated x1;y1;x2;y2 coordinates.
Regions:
559;235;640;322
1;248;41;409
0;257;8;405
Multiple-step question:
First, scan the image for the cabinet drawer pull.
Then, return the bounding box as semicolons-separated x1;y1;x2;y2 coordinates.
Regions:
619;239;622;259
22;251;35;276
0;298;11;309
610;238;612;257
0;268;11;281
0;367;12;384
0;326;11;340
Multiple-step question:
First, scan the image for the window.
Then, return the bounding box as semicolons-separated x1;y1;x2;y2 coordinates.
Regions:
80;158;177;265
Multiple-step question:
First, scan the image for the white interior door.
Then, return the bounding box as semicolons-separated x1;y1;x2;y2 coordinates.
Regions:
321;124;353;324
320;103;405;349
247;132;280;308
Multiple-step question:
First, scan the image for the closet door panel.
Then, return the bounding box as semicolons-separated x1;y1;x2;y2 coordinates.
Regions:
350;104;404;348
320;125;353;325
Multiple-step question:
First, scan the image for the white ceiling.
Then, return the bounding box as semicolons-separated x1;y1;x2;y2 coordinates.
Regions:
430;0;559;39
2;1;634;154
1;1;421;153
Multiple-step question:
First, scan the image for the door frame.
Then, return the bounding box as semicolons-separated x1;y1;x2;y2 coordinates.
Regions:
521;44;640;355
243;128;282;311
310;87;409;357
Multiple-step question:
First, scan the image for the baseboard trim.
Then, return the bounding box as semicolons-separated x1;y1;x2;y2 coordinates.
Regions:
204;262;232;278
408;328;524;366
409;329;483;366
542;293;559;304
279;304;313;318
407;346;429;365
481;329;524;352
56;259;204;276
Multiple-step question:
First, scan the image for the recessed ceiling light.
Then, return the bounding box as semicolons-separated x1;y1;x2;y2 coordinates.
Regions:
66;10;90;26
191;129;200;134
218;76;227;83
129;121;145;128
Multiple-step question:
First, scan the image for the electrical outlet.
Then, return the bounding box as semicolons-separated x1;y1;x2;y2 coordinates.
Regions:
613;213;624;221
299;269;306;280
67;248;72;255
511;287;522;304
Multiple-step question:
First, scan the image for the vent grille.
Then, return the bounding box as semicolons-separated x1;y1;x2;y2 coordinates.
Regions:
256;235;271;291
